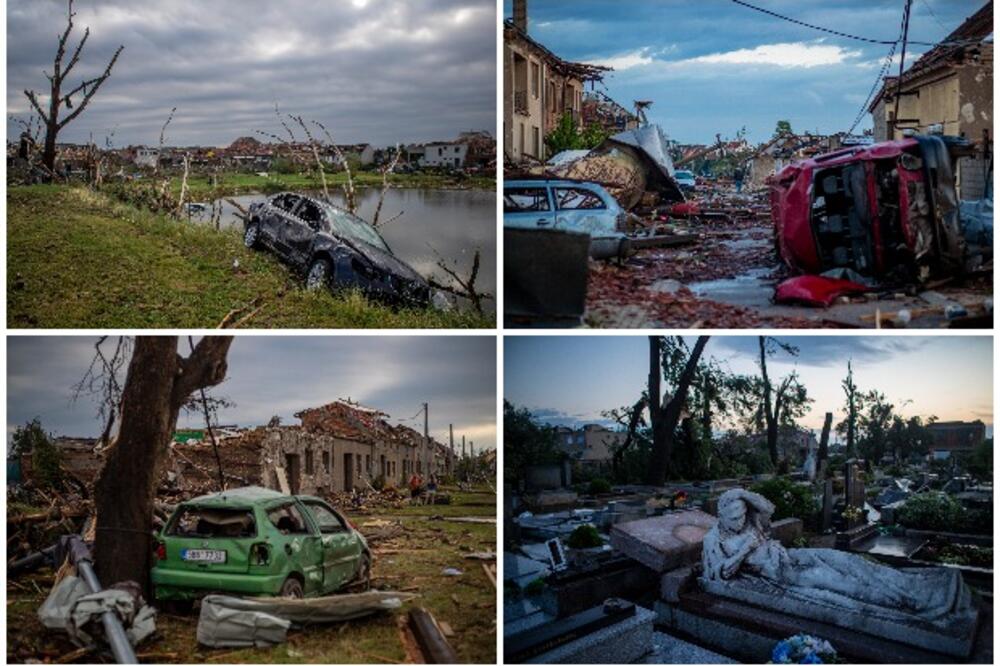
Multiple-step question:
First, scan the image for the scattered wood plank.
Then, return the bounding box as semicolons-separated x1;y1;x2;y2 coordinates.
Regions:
274;466;291;494
481;562;496;589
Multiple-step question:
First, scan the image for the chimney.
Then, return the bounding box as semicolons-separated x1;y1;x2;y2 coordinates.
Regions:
513;0;527;33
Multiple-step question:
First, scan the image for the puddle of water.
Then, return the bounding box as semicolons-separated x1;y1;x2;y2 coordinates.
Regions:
688;267;775;308
189;188;497;306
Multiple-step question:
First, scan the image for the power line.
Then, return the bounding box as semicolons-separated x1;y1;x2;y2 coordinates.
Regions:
729;0;971;48
917;0;950;35
846;39;899;135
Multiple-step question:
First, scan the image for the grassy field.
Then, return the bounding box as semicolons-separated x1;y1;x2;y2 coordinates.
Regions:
6;485;497;664
7;185;492;328
172;170;495;199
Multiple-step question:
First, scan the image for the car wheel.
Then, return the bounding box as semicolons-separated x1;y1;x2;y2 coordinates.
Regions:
306;258;332;291
280;576;304;599
244;222;261;249
352;552;372;591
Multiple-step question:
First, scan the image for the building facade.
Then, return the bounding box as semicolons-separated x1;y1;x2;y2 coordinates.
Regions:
868;2;993;198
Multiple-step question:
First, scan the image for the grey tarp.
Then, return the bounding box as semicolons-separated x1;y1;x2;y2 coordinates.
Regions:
38;576;157;647
197;591;419;647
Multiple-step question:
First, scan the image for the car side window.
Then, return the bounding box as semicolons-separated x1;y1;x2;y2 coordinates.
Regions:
267;503;310;535
504;187;550;213
554;188;606;210
304;502;346;534
271;194;297;212
298;201;325;231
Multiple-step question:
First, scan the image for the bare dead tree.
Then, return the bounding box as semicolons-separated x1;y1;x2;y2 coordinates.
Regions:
175;152;191;216
371;145;402;227
312;119;357;214
155;106;176;175
94;336;233;595
71;336;134;448
290;114;330;200
24;0;124;175
427;247;493;314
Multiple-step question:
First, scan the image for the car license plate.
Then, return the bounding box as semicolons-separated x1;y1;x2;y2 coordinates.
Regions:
181;548;226;563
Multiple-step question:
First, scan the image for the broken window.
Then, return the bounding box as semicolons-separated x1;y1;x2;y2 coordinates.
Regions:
532;127;540;158
356;454;362;478
168;507;256;538
322;450;330;473
266;503;310;535
303;502;346;534
305;448;314;475
365;455;371;474
504;187;550;212
555;188;606;210
531;62;539;98
297;200;326;232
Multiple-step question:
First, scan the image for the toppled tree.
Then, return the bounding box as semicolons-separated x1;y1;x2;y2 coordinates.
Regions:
646;336;710;486
23;0;124;176
93;336;233;595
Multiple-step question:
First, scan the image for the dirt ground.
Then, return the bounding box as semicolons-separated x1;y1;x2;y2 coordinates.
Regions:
585;190;992;329
6;485;497;664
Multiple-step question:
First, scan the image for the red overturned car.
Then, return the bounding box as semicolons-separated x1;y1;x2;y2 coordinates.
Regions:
768;134;978;306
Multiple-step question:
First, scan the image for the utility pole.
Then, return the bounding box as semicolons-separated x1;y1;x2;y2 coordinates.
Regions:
891;0;913;139
449;424;454;476
462;434;466;459
423;402;430;476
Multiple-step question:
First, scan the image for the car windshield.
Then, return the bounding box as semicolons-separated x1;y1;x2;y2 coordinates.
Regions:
323;206;390;252
167;507;256;538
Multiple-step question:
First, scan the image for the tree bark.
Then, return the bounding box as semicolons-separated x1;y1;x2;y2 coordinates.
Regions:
759;337;779;466
646;336;709;486
93;336;232;595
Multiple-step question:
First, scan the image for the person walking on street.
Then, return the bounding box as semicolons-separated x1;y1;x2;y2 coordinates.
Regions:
425;474;438;506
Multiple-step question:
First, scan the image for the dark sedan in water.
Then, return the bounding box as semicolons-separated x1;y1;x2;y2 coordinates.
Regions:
244;192;430;306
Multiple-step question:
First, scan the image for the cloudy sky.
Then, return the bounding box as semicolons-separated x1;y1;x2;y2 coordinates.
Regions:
505;336;993;440
504;0;985;143
8;336;497;451
7;0;496;146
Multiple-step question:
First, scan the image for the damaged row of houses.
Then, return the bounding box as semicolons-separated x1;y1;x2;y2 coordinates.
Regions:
10;130;496;175
16;399;469;498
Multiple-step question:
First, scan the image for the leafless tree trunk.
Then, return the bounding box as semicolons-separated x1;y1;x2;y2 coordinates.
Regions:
372;145;402;227
155;106;176;175
24;0;123;175
93;336;232;595
646;335;710;486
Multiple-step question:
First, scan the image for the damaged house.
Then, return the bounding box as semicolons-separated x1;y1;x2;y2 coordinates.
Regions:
503;0;609;163
166;400;455;497
868;1;993;198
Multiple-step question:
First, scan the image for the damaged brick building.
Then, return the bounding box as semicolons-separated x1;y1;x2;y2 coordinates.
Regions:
868;1;993;198
167;400;456;497
503;0;610;163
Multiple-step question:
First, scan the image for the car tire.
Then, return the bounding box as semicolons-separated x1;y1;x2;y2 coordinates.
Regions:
280;576;304;599
244;222;261;249
350;552;372;591
306;258;332;292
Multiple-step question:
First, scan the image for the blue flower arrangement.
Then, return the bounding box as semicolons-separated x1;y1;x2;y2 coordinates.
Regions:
771;634;837;664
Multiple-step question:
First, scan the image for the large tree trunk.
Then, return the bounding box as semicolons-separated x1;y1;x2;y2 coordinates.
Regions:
646;336;709;486
93;336;232;596
818;412;832;463
759;337;779;466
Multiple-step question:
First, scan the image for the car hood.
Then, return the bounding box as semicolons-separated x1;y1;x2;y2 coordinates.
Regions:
335;235;426;284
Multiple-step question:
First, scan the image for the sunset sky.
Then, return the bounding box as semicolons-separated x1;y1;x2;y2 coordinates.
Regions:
505;336;993;439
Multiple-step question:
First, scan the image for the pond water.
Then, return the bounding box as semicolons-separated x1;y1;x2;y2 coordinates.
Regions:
192;187;496;309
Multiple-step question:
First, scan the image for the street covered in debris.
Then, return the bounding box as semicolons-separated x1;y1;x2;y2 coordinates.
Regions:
503;0;993;328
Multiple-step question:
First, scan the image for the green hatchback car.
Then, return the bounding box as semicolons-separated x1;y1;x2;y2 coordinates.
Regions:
152;486;370;601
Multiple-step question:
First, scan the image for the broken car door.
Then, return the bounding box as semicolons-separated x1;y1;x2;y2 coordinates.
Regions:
301;500;361;592
504;185;555;229
266;502;325;594
284;198;324;269
261;193;300;249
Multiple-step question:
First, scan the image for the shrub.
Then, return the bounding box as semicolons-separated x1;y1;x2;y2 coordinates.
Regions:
588;478;612;495
898;492;992;535
751;477;817;523
566;524;603;549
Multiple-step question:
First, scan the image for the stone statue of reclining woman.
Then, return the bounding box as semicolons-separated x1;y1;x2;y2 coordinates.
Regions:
699;488;979;657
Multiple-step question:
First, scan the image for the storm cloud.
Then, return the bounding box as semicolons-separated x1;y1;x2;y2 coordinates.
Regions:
7;0;496;146
7;336;497;450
